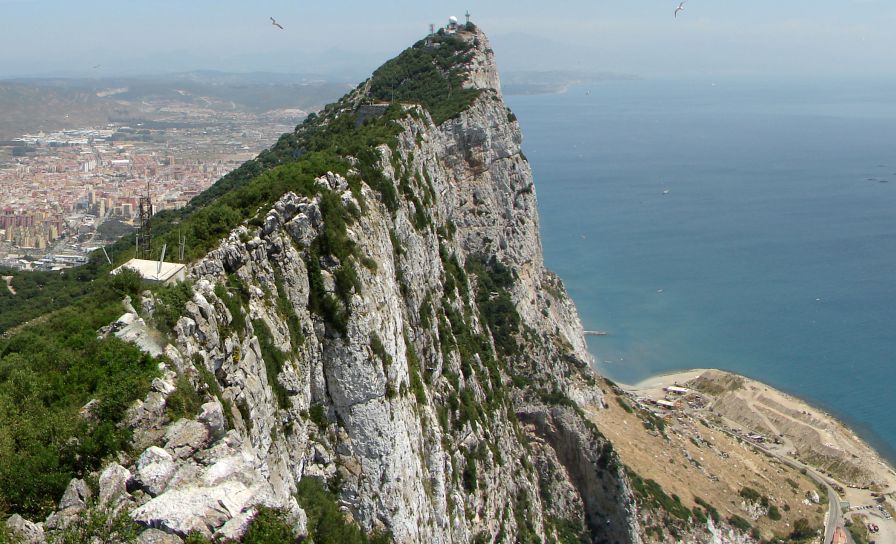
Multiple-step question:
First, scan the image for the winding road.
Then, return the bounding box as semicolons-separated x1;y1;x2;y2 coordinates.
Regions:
709;424;852;543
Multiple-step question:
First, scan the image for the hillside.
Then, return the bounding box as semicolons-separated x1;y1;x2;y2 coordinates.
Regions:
0;26;828;544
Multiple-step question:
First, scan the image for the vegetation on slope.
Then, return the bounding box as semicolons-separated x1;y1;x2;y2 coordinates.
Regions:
0;270;158;518
297;479;391;544
0;28;486;529
0;31;480;337
367;33;482;124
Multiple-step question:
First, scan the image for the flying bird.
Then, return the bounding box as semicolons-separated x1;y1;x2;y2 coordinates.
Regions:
674;1;686;18
270;17;284;30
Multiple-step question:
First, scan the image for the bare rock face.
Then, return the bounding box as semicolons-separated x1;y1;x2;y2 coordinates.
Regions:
132;482;250;538
137;528;185;544
6;514;45;544
58;478;91;512
136;447;177;497
164;420;211;459
44;478;90;531
198;401;227;440
123;28;628;543
41;27;669;544
98;463;132;508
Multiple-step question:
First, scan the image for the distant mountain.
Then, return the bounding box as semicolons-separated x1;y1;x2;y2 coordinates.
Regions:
0;73;353;138
0;46;389;82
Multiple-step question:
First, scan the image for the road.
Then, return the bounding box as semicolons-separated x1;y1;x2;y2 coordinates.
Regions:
709;424;853;544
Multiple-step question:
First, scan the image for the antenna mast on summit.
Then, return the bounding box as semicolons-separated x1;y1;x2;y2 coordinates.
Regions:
465;10;471;25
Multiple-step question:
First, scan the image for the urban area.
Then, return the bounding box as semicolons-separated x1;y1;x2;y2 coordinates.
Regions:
0;105;306;271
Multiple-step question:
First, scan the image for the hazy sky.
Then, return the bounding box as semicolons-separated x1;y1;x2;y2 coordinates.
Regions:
1;0;895;78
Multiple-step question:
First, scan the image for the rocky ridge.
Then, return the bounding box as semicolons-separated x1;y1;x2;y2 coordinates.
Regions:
6;28;765;544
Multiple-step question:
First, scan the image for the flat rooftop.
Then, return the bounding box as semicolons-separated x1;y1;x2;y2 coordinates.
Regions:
112;258;185;283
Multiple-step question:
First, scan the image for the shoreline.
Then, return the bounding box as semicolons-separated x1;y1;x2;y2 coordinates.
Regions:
619;367;896;474
611;365;896;470
604;367;896;542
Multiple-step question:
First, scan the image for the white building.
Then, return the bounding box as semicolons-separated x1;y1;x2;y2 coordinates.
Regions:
112;258;186;285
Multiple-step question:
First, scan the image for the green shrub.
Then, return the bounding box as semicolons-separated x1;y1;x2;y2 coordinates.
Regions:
166;375;203;420
308;404;328;431
738;486;762;503
789;518;815;540
627;470;691;521
0;305;158;517
466;256;520;356
183;533;211;544
694;497;720;523
368;34;481;125
616;397;634;413
252;319;291;409
297;478;391;544
727;515;752;532
404;333;427;405
108;268;142;299
48;502;140;544
242;507;296;543
151;281;194;334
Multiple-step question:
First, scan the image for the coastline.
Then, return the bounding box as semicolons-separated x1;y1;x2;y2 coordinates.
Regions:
612;367;896;541
620;368;896;481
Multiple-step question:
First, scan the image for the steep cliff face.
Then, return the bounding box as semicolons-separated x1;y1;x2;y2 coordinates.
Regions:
10;28;762;544
93;28;643;543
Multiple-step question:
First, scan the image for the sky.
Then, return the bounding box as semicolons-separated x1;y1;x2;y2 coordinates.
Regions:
1;0;895;79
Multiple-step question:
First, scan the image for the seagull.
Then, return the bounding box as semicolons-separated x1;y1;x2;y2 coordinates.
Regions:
270;17;284;30
674;1;687;18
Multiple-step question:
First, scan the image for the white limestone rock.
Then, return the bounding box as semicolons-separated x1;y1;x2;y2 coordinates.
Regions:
98;463;132;508
164;419;210;459
136;447;177;497
199;400;228;441
137;528;185;544
6;514;45;544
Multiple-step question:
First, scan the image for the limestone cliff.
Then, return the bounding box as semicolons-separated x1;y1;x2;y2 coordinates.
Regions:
9;27;766;544
116;27;639;543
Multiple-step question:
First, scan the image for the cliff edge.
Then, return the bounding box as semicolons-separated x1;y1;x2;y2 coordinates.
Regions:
4;26;785;544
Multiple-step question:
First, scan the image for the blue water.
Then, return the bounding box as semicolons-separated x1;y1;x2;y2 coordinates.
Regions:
506;78;896;463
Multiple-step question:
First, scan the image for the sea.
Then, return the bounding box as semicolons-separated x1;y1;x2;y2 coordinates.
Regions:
506;77;896;465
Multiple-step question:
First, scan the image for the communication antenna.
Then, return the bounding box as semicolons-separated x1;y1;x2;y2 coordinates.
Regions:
429;23;435;36
157;243;167;274
465;10;471;25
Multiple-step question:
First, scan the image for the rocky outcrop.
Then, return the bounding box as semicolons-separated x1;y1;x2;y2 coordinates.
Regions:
5;514;44;544
21;27;679;544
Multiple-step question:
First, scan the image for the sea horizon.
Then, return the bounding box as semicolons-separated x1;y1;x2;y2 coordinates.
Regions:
507;75;896;466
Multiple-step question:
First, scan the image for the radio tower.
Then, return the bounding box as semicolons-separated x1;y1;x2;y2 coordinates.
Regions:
465;10;471;25
137;180;153;259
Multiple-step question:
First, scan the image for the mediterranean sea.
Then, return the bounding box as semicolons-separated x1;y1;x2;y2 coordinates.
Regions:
507;77;896;464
